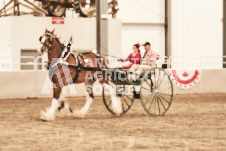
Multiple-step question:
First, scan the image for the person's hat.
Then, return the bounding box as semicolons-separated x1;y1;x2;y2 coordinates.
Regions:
142;42;150;46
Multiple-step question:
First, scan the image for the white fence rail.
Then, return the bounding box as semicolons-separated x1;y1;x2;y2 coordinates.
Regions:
1;55;226;71
0;56;49;71
0;56;35;71
35;56;48;71
169;56;226;70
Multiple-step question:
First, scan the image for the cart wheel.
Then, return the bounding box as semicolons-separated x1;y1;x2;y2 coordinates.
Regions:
103;85;134;115
73;0;96;17
48;4;66;17
140;67;173;116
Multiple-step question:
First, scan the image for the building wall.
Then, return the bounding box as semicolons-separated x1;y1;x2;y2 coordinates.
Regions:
117;0;165;58
7;17;96;70
0;0;224;69
121;24;165;58
10;16;96;54
117;0;165;23
107;19;122;56
117;0;223;69
0;16;121;70
100;18;122;56
0;17;12;70
171;0;223;69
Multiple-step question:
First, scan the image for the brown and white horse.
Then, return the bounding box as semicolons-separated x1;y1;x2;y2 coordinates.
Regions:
38;29;122;121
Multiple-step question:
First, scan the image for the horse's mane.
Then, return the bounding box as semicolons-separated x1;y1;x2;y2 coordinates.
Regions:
55;36;66;50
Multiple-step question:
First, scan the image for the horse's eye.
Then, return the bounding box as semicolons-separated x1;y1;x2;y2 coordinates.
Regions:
39;36;42;42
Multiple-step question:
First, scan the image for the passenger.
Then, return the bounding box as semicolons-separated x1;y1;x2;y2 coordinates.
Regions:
119;43;142;69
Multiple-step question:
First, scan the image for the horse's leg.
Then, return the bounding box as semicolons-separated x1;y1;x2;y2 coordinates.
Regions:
40;86;62;121
102;82;123;115
57;97;73;116
74;80;94;118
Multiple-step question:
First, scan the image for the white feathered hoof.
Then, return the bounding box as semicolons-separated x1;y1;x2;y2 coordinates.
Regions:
73;110;86;119
113;107;123;116
59;103;73;117
112;97;123;116
40;109;55;121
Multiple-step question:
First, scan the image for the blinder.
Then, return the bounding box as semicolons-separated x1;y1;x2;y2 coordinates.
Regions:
39;32;55;48
49;36;53;44
46;32;55;44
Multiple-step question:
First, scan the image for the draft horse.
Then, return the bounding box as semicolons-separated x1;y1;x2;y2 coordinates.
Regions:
38;29;122;121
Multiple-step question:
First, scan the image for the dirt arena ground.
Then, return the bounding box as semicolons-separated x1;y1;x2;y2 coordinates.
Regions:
0;93;226;151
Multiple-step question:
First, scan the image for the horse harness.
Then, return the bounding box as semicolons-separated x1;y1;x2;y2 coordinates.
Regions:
40;32;106;83
48;52;105;83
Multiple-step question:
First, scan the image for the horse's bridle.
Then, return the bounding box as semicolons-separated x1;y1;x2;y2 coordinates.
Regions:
40;32;67;69
39;32;56;52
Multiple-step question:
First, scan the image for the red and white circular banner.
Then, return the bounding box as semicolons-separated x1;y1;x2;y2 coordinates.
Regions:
170;70;201;89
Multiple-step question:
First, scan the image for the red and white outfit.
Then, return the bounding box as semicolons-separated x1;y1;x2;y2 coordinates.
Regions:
120;52;141;69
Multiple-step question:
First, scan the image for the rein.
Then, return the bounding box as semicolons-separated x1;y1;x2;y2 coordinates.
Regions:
48;52;103;84
47;52;103;71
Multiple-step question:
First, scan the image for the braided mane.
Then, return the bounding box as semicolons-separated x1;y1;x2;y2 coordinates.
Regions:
55;37;66;50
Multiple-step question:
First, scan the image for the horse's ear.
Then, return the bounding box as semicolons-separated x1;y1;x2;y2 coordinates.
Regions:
51;28;55;34
45;28;48;33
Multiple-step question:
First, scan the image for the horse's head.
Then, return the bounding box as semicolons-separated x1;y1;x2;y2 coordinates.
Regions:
38;28;56;55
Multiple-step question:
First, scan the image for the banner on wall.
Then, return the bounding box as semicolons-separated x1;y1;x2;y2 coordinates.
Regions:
170;70;201;89
52;17;64;24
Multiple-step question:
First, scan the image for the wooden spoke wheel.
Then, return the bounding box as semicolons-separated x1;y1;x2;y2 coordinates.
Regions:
140;67;173;116
73;0;96;17
103;85;134;115
48;4;66;17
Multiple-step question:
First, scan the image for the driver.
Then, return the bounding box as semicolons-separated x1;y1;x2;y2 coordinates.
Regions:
142;42;159;66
